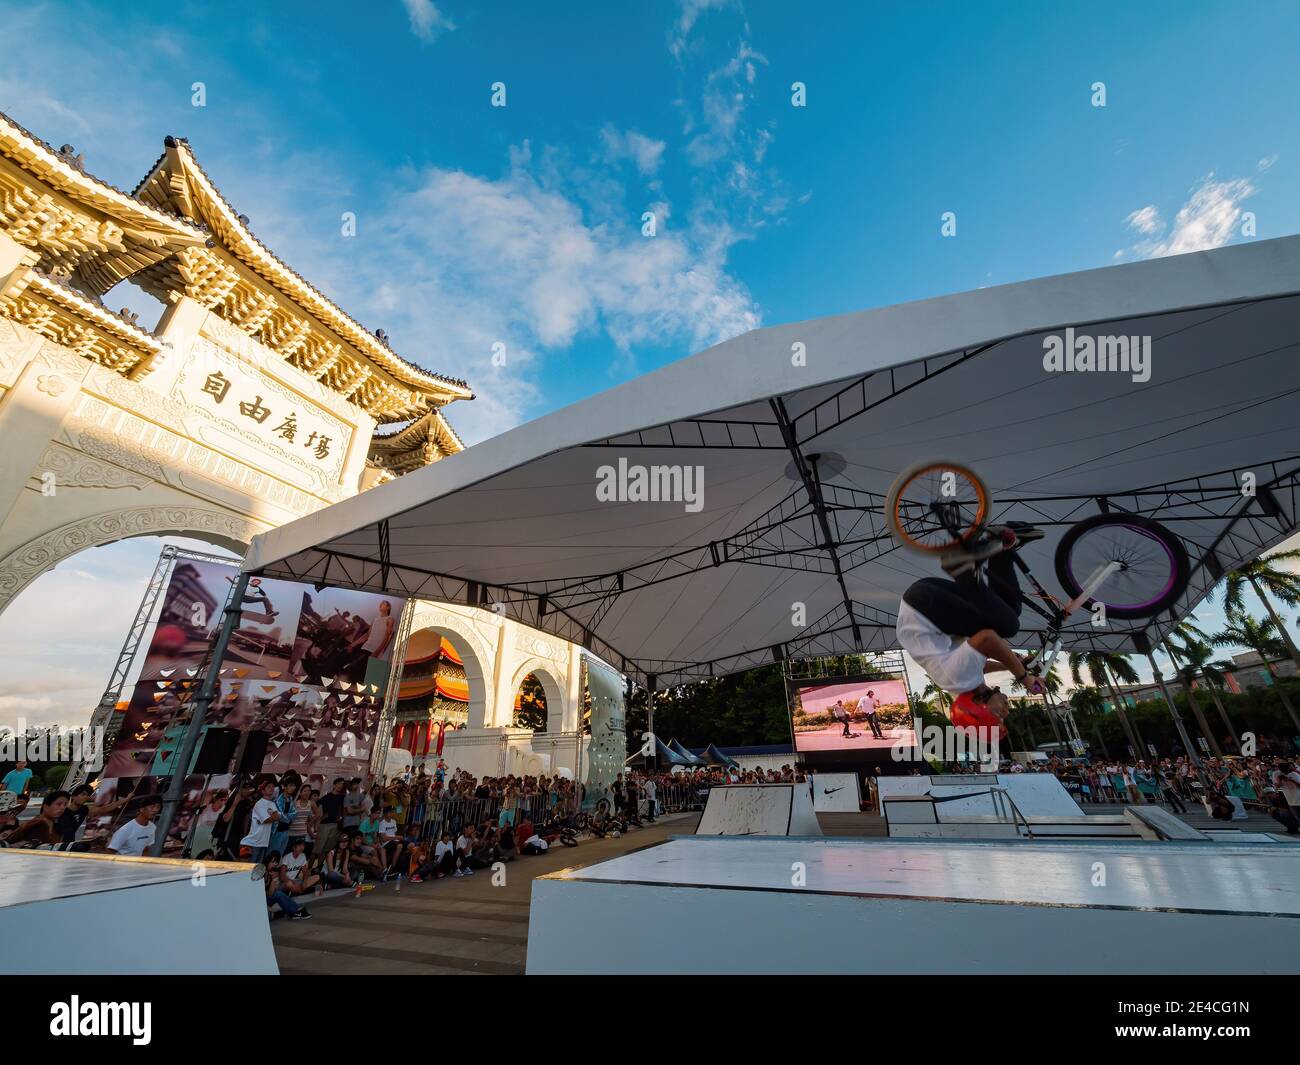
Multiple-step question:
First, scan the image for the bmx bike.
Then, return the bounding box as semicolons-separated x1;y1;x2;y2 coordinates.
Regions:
884;459;1190;677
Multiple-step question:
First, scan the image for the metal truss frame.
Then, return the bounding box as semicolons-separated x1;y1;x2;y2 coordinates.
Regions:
253;333;1300;688
257;455;1299;687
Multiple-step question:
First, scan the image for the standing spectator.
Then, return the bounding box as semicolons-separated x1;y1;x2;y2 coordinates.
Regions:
269;777;299;858
240;779;283;865
643;775;657;822
287;785;316;853
1156;763;1187;813
108;795;163;856
314;777;347;859
1;760;32;796
342;778;369;833
211;779;254;861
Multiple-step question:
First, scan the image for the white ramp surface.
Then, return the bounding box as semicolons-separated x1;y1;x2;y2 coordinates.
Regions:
696;783;822;835
529;837;1300;974
0;849;279;974
878;773;1084;818
811;773;861;812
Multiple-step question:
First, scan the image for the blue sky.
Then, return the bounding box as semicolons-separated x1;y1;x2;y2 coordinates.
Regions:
1;0;1298;727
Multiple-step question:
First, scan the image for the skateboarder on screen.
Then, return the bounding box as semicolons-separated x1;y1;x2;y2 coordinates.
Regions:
895;522;1048;728
830;701;855;738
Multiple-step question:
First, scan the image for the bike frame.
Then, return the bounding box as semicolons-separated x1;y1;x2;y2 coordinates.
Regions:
935;506;1122;680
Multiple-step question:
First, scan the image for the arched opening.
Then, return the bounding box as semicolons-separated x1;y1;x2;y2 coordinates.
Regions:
389;626;487;762
510;662;566;734
514;672;548;731
0;534;240;736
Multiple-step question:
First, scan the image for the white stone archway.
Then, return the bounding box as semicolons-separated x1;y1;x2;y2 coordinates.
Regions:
399;600;586;779
0;503;258;612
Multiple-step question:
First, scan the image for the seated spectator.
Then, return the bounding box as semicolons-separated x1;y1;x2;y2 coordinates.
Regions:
521;825;549;855
264;852;312;921
321;836;357;890
376;806;404;875
279;838;322;895
348;828;387;880
414;829;459;880
455;825;477;875
496;821;517;861
471;825;497;868
1267;791;1300;834
6;790;68;848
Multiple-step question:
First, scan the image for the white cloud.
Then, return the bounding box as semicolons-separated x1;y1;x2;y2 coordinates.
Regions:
669;0;731;59
342;158;759;438
1258;154;1278;171
600;126;667;176
401;0;455;43
1124;204;1162;235
1122;174;1256;260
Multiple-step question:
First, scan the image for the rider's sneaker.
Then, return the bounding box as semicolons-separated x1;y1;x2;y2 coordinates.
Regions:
998;521;1044;548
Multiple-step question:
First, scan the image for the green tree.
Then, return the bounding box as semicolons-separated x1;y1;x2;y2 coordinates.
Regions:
1067;651;1144;757
1163;623;1237;753
1211;612;1300;733
1222;550;1300;675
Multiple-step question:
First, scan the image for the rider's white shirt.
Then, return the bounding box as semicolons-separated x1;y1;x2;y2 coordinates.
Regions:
895;598;986;695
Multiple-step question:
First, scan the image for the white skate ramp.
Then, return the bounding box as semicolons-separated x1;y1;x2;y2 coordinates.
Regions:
811;773;862;812
696;783;822;836
0;848;278;974
878;773;1084;818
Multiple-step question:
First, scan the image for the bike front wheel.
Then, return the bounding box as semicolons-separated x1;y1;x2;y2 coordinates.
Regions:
1054;513;1190;620
885;459;991;554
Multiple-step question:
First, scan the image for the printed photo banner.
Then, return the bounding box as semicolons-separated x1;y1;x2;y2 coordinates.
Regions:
104;554;404;782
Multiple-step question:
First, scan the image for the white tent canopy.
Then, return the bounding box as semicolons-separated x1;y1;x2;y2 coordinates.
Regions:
245;237;1300;687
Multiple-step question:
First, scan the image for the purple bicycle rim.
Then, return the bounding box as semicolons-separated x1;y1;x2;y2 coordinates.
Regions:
1069;522;1177;611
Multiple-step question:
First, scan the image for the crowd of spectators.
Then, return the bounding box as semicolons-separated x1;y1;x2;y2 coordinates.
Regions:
987;752;1300;833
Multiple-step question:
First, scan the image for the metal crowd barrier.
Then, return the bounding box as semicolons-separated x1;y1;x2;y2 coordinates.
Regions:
407;792;582;841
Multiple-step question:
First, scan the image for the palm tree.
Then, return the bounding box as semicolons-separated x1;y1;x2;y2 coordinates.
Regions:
1222;550;1300;675
920;682;952;713
1013;668;1067;746
1164;623;1237;752
1211;612;1300;732
1067;650;1145;757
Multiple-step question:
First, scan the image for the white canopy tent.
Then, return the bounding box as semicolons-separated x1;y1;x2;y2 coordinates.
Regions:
244;237;1300;687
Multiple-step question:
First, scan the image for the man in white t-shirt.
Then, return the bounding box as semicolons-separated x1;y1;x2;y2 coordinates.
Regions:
108;795;163;856
896;523;1046;729
857;690;884;740
240;779;282;864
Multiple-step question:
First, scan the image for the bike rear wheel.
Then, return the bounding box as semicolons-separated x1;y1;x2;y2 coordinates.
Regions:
1053;513;1189;620
885;459;991;554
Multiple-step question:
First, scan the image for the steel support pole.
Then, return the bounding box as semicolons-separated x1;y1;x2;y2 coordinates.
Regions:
151;573;249;856
1145;651;1212;796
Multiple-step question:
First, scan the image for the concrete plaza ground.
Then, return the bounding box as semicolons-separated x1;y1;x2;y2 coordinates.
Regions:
272;801;1295;975
272;812;698;975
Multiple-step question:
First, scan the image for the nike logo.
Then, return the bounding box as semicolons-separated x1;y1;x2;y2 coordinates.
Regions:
823;787;843;795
